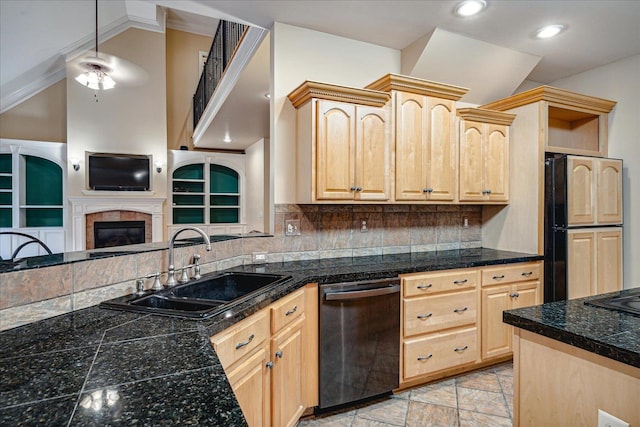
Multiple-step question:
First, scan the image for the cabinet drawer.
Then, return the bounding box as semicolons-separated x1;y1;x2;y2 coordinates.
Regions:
211;310;269;369
404;290;476;337
403;327;478;379
403;269;478;297
481;262;541;287
270;288;305;334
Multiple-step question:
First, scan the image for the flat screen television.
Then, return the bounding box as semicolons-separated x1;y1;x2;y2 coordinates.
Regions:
88;153;151;191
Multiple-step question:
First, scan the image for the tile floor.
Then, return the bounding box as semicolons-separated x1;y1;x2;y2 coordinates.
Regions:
297;362;513;427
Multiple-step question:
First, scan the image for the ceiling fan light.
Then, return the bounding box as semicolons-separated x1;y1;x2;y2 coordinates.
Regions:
455;0;486;17
535;24;565;39
75;73;90;86
101;75;115;90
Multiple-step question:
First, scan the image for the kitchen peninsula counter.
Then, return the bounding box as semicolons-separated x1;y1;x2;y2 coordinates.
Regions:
1;248;541;426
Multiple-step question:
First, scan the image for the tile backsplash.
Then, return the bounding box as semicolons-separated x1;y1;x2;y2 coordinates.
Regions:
0;204;481;330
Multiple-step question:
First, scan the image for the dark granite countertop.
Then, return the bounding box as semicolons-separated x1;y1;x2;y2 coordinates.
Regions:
1;248;542;426
504;289;640;368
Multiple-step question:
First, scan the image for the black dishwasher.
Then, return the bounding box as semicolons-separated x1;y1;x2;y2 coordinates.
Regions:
318;278;400;411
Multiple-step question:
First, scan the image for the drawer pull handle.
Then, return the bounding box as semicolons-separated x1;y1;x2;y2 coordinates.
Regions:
235;334;255;350
522;271;533;277
453;279;468;285
454;345;469;352
493;275;505;280
285;306;298;316
417;354;433;361
417;284;433;290
275;351;283;359
453;307;468;313
509;292;520;298
417;313;433;319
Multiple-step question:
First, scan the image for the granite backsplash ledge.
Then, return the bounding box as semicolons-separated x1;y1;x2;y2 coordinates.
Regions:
0;204;482;330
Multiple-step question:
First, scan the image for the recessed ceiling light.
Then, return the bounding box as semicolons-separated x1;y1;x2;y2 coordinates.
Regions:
535;24;565;39
454;0;486;17
264;93;271;99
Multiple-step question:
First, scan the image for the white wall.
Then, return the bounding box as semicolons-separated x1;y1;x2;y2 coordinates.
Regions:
271;23;401;203
552;54;640;289
245;138;265;232
66;28;167;198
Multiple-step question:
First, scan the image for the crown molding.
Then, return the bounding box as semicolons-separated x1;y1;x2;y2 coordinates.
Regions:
287;81;390;109
366;73;468;100
456;108;516;126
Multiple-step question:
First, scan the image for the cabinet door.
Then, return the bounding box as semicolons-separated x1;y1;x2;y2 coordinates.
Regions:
484;124;509;202
567;156;595;225
395;92;428;201
596;229;623;294
316;100;356;200
459;120;484;201
355;105;391;201
271;317;305;427
567;230;596;299
226;345;271;427
597;159;623;224
512;281;540;309
425;98;456;201
481;285;512;359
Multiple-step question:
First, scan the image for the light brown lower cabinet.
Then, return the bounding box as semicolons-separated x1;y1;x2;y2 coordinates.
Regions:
480;262;542;360
211;284;318;427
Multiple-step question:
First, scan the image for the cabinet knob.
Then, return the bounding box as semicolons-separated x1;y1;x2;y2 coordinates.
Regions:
350;186;356;191
509;292;520;298
356;186;363;192
275;351;283;359
417;354;433;361
427;188;433;193
266;361;274;369
422;188;429;193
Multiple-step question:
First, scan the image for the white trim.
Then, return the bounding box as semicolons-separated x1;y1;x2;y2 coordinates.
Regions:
192;26;268;146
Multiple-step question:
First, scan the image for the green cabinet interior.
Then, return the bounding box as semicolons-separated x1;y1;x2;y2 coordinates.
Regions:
0;154;11;173
0;208;11;227
22;155;63;227
0;154;12;227
171;163;240;225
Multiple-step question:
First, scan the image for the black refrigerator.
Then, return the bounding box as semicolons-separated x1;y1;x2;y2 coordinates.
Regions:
544;153;623;302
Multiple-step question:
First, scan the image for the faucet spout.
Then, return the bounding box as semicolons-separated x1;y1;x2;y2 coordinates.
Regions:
166;227;212;287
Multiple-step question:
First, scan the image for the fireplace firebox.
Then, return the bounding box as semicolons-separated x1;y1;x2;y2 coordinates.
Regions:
94;221;145;249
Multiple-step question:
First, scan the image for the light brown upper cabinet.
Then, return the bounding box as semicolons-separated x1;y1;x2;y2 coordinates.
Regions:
366;74;468;203
567;155;623;226
457;109;515;203
288;81;391;203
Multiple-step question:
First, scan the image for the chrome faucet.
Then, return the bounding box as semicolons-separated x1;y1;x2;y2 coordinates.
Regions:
166;227;212;287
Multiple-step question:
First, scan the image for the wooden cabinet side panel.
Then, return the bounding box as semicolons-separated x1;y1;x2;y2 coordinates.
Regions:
302;283;319;408
459;121;484;201
425;98;456;201
316;101;356;200
395;92;427;201
567;156;596;225
567;230;596;299
484;124;509;202
356;105;391;201
596;229;623;294
596;158;623;224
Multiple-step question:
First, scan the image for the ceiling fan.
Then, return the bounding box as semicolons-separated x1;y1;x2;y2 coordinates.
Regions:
72;0;148;93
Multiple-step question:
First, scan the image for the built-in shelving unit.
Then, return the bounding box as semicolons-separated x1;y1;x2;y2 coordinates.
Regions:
0;153;12;228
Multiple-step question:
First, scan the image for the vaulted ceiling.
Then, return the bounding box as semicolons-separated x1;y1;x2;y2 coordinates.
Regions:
2;0;639;149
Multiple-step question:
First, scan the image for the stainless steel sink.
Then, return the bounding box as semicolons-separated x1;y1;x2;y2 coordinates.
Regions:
100;272;292;319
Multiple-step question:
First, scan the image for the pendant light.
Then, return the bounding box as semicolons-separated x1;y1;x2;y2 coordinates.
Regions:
75;0;115;91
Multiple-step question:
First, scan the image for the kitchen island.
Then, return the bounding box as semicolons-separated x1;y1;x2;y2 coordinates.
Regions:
0;248;541;426
504;290;640;426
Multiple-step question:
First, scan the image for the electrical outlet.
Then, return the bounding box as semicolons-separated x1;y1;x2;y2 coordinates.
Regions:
285;219;301;236
598;410;629;427
252;252;267;264
462;216;469;229
360;220;368;233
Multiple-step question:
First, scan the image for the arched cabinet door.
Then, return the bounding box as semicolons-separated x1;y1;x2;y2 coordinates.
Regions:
567;156;595;226
596;158;622;224
459;121;484;202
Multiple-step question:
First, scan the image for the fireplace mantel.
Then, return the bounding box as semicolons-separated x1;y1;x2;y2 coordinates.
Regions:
69;197;165;251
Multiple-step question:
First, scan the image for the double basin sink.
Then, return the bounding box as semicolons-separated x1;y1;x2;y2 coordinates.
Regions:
100;272;292;319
